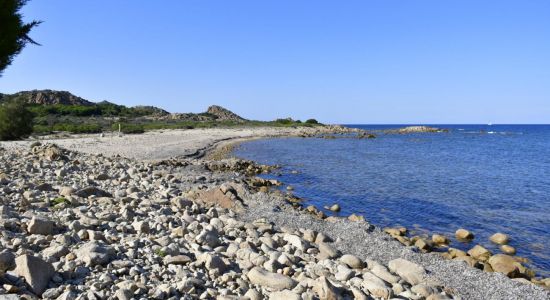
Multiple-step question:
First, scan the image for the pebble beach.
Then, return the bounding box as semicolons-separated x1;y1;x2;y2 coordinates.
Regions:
0;126;548;299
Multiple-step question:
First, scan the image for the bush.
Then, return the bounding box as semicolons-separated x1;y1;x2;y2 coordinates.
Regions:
0;101;34;140
305;119;319;124
274;118;293;125
113;123;144;134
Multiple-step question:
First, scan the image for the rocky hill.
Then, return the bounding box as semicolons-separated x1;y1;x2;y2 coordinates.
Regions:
0;90;246;122
1;90;95;106
206;105;246;122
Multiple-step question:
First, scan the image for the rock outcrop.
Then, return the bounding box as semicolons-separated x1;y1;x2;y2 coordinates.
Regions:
206;105;246;122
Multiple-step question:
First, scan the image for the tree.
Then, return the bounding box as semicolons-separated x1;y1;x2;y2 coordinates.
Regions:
0;100;34;140
0;0;41;76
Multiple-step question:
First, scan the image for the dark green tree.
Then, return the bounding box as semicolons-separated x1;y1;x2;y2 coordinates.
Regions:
0;0;41;76
0;100;34;140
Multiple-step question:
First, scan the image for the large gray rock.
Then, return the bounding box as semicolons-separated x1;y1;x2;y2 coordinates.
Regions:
362;272;392;299
340;254;363;269
388;258;426;285
247;267;297;291
269;290;301;300
75;241;115;266
0;251;15;272
317;242;340;260
312;276;343;300
27;216;54;235
13;254;55;295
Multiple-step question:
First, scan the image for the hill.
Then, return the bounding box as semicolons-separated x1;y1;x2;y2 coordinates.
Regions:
0;89;313;136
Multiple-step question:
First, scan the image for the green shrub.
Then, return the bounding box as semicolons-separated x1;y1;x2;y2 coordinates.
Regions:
0;101;34;140
51;197;69;206
305;119;319;124
113;123;144;134
274;118;293;125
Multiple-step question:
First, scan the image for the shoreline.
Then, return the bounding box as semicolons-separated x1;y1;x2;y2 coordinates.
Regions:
0;126;548;299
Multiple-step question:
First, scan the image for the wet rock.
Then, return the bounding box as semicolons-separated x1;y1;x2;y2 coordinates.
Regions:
500;244;516;255
247;267;297;291
467;245;492;262
488;254;521;277
489;233;510;245
432;234;449;245
388;258;426;285
455;229;474;240
14;254;55;295
328;204;340;212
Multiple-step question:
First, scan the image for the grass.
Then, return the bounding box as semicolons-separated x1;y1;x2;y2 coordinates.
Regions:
51;197;70;206
154;249;167;257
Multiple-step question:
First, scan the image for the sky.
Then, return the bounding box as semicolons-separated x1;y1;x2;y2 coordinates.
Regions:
1;1;549;124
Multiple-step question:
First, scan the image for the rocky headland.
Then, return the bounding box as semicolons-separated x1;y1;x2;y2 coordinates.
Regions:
0;127;548;300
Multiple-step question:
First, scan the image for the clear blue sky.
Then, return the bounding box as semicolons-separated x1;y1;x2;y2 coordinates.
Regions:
1;1;549;124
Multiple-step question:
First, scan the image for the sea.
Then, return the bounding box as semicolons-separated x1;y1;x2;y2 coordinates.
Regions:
233;125;550;276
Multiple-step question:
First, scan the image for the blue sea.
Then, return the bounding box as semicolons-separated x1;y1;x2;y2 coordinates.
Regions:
234;125;550;276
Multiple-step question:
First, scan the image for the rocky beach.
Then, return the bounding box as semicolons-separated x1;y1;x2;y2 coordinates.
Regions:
0;126;549;300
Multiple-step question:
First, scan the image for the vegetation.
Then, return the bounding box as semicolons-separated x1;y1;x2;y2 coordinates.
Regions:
305;118;319;124
0;100;34;140
51;197;70;206
27;102;166;118
0;0;41;76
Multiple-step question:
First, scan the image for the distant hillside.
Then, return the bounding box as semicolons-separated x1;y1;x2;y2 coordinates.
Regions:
0;89;281;135
1;89;95;106
0;90;247;122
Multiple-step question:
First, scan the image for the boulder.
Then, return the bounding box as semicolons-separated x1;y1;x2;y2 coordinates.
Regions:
453;256;479;268
27;216;54;235
455;229;474;240
339;254;363;269
432;234;449;245
362;272;392;299
74;241;115;266
283;234;309;251
489;233;509;245
269;290;301;300
488;254;521;277
312;276;343;300
500;245;516;255
371;264;400;284
247;267;297;291
0;251;15;272
388;258;426;285
467;245;492;262
13;255;55;295
318;242;340;260
328;204;341;212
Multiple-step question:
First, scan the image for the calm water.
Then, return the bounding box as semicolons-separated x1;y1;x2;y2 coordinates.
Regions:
234;125;550;276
